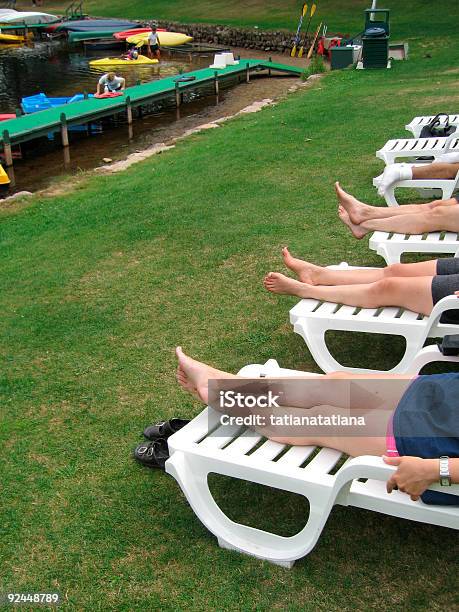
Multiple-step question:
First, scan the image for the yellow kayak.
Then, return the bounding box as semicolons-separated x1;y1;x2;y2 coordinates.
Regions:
0;33;25;44
90;55;159;67
0;163;10;186
127;31;192;47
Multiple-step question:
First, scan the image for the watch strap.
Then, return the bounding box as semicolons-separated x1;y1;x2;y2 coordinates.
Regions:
439;456;451;486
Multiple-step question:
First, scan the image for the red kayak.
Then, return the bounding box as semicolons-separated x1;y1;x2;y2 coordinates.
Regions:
114;27;165;40
0;114;15;121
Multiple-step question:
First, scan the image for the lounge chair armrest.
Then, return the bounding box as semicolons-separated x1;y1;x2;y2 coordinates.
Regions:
444;131;459;151
346;456;459;496
426;294;459;327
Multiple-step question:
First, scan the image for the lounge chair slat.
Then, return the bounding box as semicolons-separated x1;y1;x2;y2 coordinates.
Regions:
301;447;343;475
399;309;420;321
336;305;358;317
426;232;442;242
276;445;316;467
356;307;378;318
199;423;243;449
315;302;338;315
376;306;400;319
222;429;263;456
250;439;286;460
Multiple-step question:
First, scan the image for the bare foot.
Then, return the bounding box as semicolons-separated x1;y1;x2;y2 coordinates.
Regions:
175;346;236;404
263;272;314;298
335;182;371;223
281;247;322;284
338;206;368;239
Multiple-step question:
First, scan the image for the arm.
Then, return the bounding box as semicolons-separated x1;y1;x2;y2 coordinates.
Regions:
96;82;102;95
384;455;459;501
120;77;126;91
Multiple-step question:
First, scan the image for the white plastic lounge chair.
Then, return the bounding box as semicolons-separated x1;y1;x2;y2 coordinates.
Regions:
373;168;459;206
165;359;459;568
289;263;459;374
376;133;459;165
406;114;459;139
369;230;459;265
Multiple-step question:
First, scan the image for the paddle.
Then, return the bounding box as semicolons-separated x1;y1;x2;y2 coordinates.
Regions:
307;21;323;59
298;3;316;58
291;4;308;57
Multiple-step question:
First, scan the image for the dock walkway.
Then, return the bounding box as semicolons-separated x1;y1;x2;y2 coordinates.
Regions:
0;59;304;153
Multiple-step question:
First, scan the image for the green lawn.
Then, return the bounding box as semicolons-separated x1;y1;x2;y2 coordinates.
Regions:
1;2;459;611
40;0;458;38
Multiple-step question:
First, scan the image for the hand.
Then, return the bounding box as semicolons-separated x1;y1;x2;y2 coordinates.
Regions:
455;291;459;297
383;455;438;501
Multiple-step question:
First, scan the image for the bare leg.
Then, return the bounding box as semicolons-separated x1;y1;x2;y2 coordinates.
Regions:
264;273;434;315
335;181;457;224
282;247;438;285
412;162;459;180
270;404;389;455
338;204;459;236
175;348;398;455
176;347;412;432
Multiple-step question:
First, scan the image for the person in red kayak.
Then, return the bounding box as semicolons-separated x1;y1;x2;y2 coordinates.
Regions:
147;25;161;60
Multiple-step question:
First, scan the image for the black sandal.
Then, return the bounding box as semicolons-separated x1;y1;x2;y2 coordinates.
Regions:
133;438;169;470
143;418;190;441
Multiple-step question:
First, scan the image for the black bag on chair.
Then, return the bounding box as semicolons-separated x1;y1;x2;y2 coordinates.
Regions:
420;113;456;138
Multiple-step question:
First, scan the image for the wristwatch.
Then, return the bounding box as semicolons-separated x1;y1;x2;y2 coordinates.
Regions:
439;456;451;486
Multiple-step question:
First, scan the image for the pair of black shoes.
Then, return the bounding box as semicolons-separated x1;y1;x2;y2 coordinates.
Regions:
133;419;190;470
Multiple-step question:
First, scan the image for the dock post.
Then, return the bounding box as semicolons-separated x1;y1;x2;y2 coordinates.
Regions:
84;90;88;99
60;113;69;148
214;71;219;96
126;96;133;125
2;130;13;167
15;108;22;118
246;62;250;83
175;83;181;107
268;56;272;77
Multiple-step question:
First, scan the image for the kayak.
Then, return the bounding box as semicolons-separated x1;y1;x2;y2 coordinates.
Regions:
0;11;58;25
127;32;193;47
0;33;25;44
114;28;166;40
69;30;132;43
0;163;10;186
57;19;139;32
90;55;159;66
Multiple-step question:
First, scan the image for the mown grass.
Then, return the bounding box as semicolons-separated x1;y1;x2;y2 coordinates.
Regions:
1;3;459;611
41;0;458;39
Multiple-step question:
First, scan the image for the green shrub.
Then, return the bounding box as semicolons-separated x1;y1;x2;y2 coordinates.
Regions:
301;55;327;80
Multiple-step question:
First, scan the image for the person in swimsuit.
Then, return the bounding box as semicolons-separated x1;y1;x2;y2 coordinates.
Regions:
174;347;459;505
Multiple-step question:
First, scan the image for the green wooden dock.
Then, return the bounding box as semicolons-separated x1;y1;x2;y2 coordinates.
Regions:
0;59;304;163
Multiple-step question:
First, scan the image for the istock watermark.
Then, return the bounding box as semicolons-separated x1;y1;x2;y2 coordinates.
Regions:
206;377;458;439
